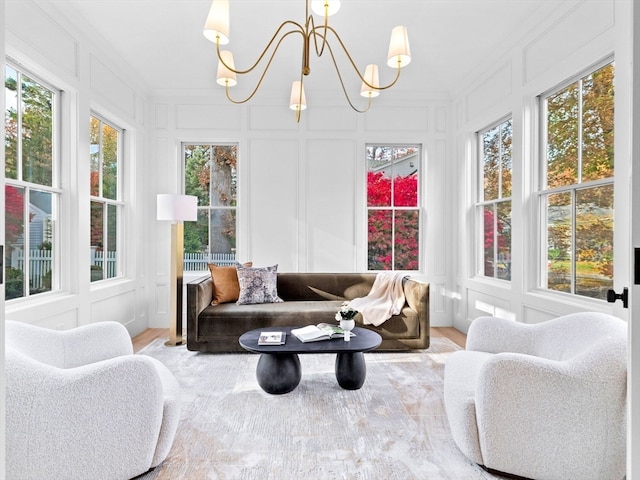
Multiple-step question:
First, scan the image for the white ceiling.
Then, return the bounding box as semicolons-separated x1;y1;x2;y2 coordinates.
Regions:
43;0;571;101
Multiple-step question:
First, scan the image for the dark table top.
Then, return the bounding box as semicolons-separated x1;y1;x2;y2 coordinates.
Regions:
239;326;382;354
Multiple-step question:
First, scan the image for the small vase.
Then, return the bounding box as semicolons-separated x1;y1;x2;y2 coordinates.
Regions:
340;319;355;342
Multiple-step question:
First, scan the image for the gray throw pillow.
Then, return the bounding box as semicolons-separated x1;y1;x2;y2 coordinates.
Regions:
236;264;284;305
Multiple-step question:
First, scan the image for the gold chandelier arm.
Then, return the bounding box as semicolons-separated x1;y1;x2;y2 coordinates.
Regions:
312;25;403;91
222;30;305;104
216;20;305;75
325;41;374;114
305;12;331;59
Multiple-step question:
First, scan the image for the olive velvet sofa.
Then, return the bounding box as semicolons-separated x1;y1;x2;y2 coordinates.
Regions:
187;272;429;353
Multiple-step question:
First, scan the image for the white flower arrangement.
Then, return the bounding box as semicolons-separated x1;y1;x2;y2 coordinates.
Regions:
335;304;358;322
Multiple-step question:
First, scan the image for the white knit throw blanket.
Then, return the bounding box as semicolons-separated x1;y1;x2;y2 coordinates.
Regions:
347;272;407;326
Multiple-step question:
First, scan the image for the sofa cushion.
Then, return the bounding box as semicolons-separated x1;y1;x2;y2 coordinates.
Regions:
196;301;420;340
236;264;283;305
208;262;252;305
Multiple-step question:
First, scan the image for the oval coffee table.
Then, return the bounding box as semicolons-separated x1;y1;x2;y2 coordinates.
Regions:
239;326;382;394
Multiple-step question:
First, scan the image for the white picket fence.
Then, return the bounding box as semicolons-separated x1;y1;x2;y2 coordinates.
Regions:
15;250;225;287
17;249;52;290
92;250;118;278
184;252;236;271
15;249;117;289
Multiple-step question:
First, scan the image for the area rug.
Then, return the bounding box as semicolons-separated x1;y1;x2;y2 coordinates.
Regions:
135;337;502;480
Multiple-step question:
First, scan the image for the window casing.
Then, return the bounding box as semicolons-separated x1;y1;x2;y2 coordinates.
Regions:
4;64;60;300
183;144;238;271
476;118;512;281
366;145;421;271
538;62;614;300
89;114;123;282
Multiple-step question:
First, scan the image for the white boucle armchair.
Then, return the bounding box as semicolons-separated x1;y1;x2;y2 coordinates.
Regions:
444;312;627;480
5;320;182;480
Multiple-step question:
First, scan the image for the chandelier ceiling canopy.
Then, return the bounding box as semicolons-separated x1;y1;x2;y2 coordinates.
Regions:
203;0;411;122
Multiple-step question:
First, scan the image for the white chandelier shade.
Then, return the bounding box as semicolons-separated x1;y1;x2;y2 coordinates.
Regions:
290;80;308;112
203;0;411;121
216;50;237;86
203;0;230;44
387;26;412;68
360;64;380;98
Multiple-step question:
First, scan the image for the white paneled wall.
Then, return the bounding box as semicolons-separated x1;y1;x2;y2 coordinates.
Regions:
149;97;452;327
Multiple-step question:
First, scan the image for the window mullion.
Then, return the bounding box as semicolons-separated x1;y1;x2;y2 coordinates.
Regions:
103;202;109;281
493;203;498;279
577;78;584;184
99;119;104;198
498;124;503;199
570;189;577;294
23;187;31;297
16;71;23;182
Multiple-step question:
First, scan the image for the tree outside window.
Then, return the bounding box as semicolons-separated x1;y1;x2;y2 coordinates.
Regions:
183;144;237;271
541;63;614;299
90;115;122;282
477;118;512;281
366;145;420;271
4;65;57;299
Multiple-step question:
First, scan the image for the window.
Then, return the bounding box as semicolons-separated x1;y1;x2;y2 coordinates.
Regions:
477;118;512;280
366;145;420;271
90;114;122;281
539;62;614;299
183;144;238;271
4;64;59;300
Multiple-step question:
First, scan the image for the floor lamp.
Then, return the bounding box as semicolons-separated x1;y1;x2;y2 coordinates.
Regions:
157;194;198;346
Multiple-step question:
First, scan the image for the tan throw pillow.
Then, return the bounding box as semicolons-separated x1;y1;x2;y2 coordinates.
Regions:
208;262;252;305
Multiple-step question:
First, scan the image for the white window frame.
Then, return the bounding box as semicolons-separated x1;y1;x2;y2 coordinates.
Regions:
182;142;238;272
536;59;615;299
4;61;62;301
475;117;513;281
89;113;124;282
365;143;422;272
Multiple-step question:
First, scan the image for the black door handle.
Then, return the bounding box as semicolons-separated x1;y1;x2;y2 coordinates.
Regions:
606;287;628;309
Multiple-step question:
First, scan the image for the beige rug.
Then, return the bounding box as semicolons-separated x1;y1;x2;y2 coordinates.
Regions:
135;337;504;480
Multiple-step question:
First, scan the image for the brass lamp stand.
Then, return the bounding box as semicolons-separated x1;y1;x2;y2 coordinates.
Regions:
157;194;198;346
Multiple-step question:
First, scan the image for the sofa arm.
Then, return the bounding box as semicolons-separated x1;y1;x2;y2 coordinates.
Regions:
403;278;429;319
187;275;213;334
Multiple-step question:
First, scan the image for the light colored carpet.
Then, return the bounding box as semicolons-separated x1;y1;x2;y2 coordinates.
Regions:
135;337;504;480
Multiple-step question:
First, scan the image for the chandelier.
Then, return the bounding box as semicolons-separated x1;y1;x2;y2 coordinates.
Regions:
203;0;411;122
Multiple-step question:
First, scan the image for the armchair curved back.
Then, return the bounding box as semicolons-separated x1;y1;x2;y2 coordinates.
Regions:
531;312;627;361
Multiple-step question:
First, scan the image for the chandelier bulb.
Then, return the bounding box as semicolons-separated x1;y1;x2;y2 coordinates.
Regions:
311;0;341;17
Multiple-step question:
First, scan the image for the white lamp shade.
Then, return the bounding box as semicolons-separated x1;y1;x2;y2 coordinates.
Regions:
387;25;411;68
311;0;341;16
157;194;198;222
360;64;380;98
216;50;237;86
289;81;307;111
203;0;230;45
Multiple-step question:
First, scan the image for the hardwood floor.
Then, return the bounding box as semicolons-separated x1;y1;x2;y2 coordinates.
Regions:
132;326;466;353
